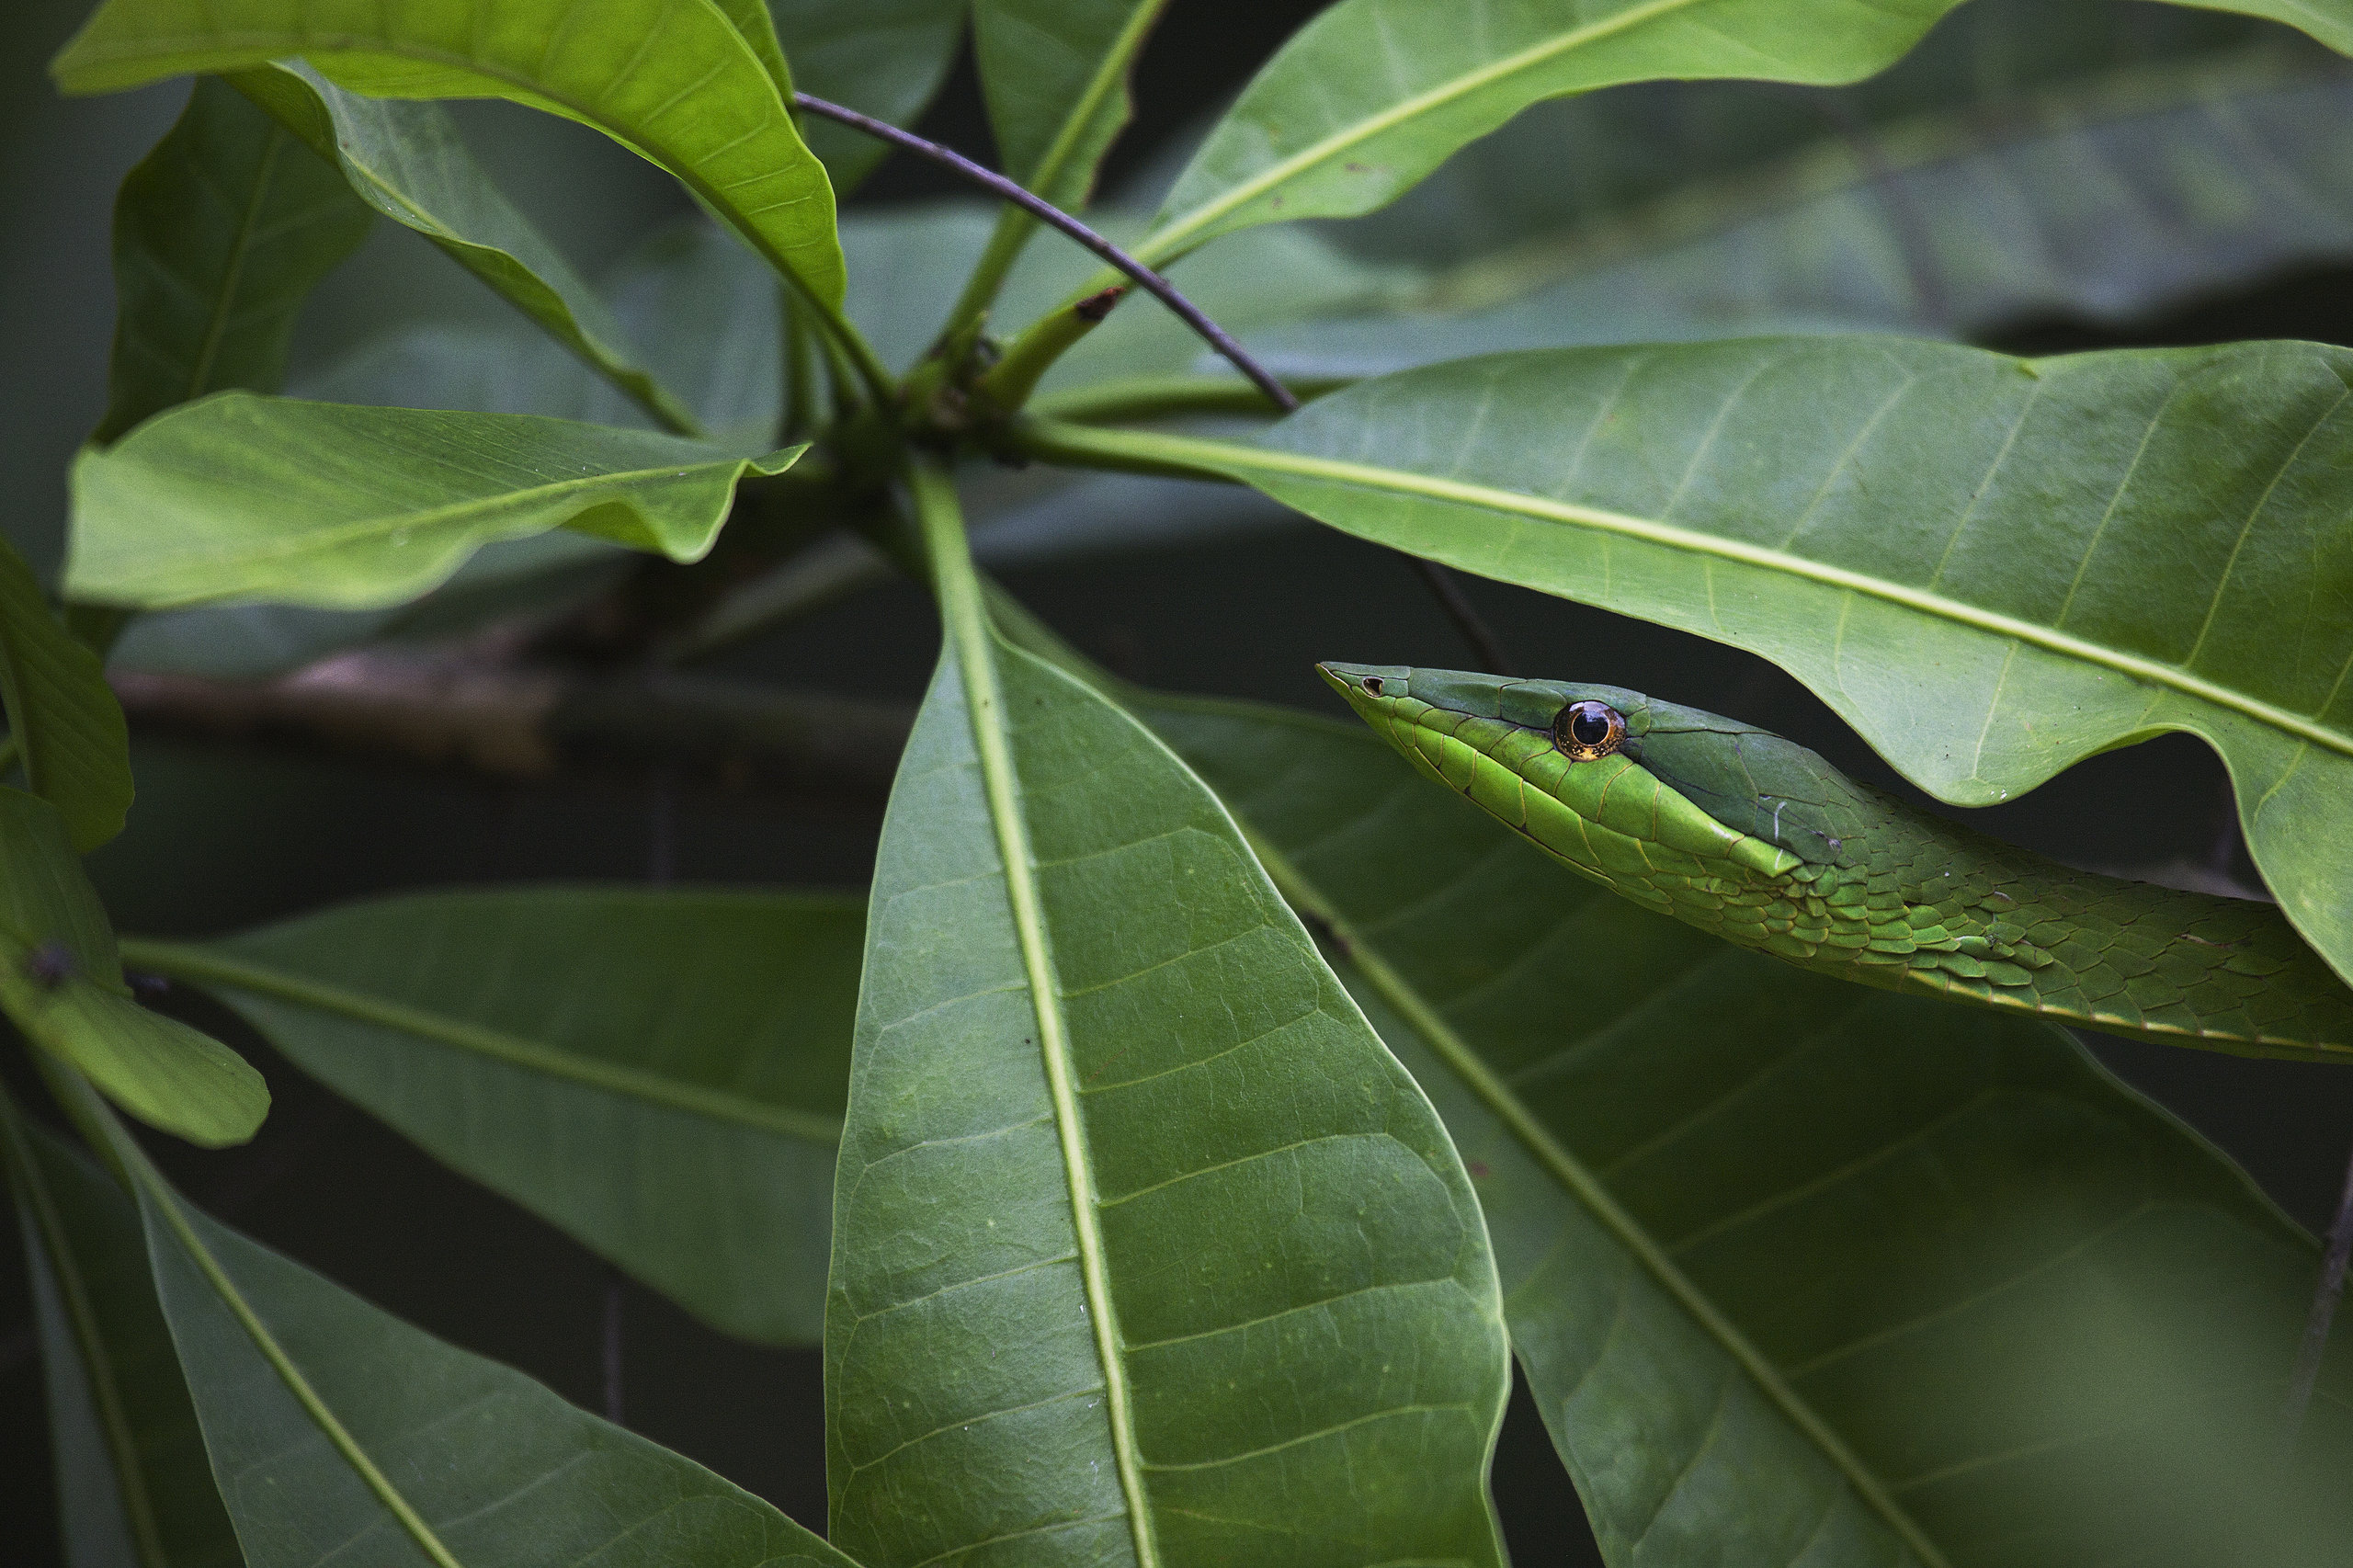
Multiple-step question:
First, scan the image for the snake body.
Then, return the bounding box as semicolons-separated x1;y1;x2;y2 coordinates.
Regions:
1319;663;2353;1062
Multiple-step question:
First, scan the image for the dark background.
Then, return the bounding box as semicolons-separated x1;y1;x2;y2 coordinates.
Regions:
9;2;2353;1563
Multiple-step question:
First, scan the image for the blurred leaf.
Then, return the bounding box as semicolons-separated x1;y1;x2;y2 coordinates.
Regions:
96;75;372;446
826;625;1509;1567
1141;0;2353;272
777;0;967;193
1143;690;2353;1568
974;0;1163;208
126;888;858;1345
0;535;133;851
231;62;702;435
1252;43;2353;377
0;1094;241;1568
67;393;801;611
1071;336;2353;993
63;1085;859;1568
50;0;849;311
303;221;783;440
109;533;628;682
0;789;266;1147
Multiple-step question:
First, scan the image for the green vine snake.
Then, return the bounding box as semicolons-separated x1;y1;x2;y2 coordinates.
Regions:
1319;663;2353;1062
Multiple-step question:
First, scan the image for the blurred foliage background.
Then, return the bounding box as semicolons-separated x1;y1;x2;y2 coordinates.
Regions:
11;0;2353;1561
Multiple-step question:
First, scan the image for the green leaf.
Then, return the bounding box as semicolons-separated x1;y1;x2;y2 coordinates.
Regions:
1254;43;2353;375
96;75;372;445
49;0;849;312
0;534;133;852
777;0;967;193
65;1085;859;1568
1138;0;2353;270
1144;691;2353;1567
974;0;1163;207
1047;335;2353;990
67;393;802;610
0;1094;241;1568
1251;49;2353;376
0;789;267;1147
123;887;858;1345
301;220;784;440
229;62;703;436
826;620;1510;1567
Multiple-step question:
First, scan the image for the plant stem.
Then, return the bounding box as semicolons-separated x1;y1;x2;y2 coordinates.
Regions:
792;93;1294;413
2286;1136;2353;1443
941;0;1171;335
1031;373;1353;425
779;286;816;444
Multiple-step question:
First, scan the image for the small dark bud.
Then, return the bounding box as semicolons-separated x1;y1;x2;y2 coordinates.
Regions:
129;971;172;998
28;941;75;989
1074;285;1128;324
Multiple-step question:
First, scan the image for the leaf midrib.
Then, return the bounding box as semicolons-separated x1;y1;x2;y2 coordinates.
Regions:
1137;0;1703;264
1065;421;2353;763
119;938;843;1142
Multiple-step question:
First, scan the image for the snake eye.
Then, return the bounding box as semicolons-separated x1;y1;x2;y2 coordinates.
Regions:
1361;676;1384;696
1553;699;1625;761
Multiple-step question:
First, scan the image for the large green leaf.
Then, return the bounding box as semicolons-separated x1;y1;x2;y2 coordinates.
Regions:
52;1079;858;1568
1142;691;2353;1567
825;603;1509;1565
49;0;848;312
68;393;801;610
0;1094;240;1568
96;75;372;446
230;62;701;435
1034;335;2353;993
0;536;133;852
1135;0;2353;272
0;789;267;1148
1254;44;2353;375
776;0;967;193
123;887;858;1345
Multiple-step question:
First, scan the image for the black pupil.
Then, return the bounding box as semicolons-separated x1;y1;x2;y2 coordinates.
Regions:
1569;708;1611;745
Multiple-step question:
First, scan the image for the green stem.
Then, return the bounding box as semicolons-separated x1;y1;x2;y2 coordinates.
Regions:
0;1079;171;1568
1030;373;1351;425
940;0;1173;337
995;413;1251;480
780;284;817;444
786;277;897;410
905;458;1161;1568
52;1069;469;1568
972;282;1120;411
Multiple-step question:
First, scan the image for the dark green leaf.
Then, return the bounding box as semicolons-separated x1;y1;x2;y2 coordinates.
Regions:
0;789;266;1148
96;75;371;445
1138;0;2353;271
229;62;701;435
51;0;848;312
126;888;858;1345
66;1087;859;1568
1144;690;2353;1567
67;394;801;610
0;1096;242;1568
1085;336;2353;992
1256;40;2353;374
0;535;133;851
826;629;1509;1567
